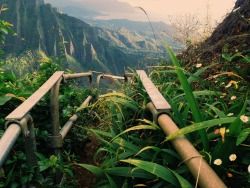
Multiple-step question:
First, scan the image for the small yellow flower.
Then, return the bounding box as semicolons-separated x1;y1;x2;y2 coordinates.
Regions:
196;63;202;68
225;83;232;88
214;159;222;165
227;113;234;117
226;129;230;133
229;154;237;161
248;165;250;173
225;80;238;89
219;127;226;142
240;115;249;123
231;96;236;100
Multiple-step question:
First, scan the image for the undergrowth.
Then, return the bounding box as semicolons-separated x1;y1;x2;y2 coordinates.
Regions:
0;6;250;188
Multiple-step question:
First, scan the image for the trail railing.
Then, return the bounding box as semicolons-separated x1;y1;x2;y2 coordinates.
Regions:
0;70;226;187
137;70;226;188
0;70;129;183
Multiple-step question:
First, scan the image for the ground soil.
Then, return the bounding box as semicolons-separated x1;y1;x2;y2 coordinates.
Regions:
73;134;100;188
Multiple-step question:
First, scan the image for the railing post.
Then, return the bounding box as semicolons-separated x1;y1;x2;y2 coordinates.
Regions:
20;114;38;168
124;71;134;82
49;76;63;153
49;76;64;184
2;114;38;169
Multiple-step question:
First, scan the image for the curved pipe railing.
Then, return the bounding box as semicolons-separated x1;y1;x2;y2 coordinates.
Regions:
136;70;226;187
146;103;226;188
97;73;125;89
0;71;93;169
0;123;21;167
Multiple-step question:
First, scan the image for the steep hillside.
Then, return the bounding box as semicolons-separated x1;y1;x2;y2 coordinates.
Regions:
1;0;161;74
181;0;250;81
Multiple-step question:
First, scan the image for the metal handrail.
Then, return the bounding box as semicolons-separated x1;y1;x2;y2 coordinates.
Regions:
0;123;21;167
0;69;227;187
146;103;226;188
5;71;64;121
137;70;226;188
60;96;92;140
97;73;125;89
0;71;93;169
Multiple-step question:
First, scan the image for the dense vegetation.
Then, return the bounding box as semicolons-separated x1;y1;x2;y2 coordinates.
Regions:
0;1;250;188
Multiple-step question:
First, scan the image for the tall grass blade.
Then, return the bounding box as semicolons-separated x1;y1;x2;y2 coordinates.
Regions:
187;64;217;84
105;173;118;188
165;117;236;141
161;39;209;150
104;167;155;179
120;159;193;187
172;90;222;104
77;164;104;177
205;103;227;118
236;128;250;146
110;125;160;142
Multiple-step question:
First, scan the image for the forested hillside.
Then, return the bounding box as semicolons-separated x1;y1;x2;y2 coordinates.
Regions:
1;0;163;74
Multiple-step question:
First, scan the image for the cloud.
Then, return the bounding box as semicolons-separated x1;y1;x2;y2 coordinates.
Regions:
46;0;135;13
46;0;147;21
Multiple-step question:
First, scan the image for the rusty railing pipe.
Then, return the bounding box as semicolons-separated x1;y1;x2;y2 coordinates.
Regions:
60;114;78;140
146;102;226;188
63;72;93;84
60;95;92;140
0;123;21;167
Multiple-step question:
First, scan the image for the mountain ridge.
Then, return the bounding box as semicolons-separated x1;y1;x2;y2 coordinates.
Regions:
2;0;164;74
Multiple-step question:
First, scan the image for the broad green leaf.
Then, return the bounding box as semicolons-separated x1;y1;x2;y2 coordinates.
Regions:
39;164;50;172
187;64;216;84
0;27;8;35
104;167;155;179
35;152;46;161
173;90;221;104
222;53;232;61
165;117;236;141
0;96;11;105
77;164;104;177
101;150;136;168
236;128;250;146
121;179;129;188
105;173;118;188
205;103;227;118
113;138;152;159
120;159;192;187
111;97;138;111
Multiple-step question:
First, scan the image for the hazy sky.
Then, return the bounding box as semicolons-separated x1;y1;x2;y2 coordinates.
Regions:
118;0;237;23
47;0;237;24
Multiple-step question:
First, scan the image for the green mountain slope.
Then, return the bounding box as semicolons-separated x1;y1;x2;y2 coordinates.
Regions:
1;0;162;74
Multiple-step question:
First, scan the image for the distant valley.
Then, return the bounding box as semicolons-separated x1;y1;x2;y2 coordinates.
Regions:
2;0;179;75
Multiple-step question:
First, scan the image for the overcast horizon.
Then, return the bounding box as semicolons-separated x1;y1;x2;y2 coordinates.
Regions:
46;0;237;24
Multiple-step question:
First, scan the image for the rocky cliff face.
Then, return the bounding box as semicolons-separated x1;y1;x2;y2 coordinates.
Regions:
2;0;156;74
